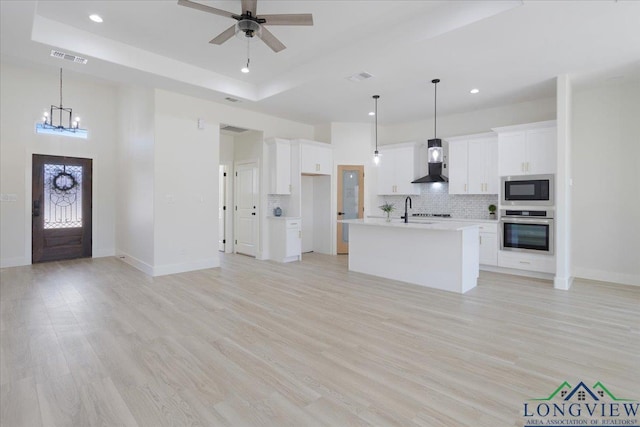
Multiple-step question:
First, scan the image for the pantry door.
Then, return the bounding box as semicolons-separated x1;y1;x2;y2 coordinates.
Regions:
337;165;364;254
234;161;259;257
32;155;92;263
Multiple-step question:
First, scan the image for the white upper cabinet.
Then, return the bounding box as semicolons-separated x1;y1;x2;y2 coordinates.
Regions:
494;121;557;176
266;138;291;195
299;140;332;175
376;143;422;195
446;133;498;195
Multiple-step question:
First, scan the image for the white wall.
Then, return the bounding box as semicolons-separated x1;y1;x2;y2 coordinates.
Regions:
116;86;155;271
381;97;556;143
572;79;640;286
0;62;117;267
152;90;220;275
328;123;377;254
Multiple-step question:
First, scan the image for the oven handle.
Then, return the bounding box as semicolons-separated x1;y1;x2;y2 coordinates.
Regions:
500;217;553;225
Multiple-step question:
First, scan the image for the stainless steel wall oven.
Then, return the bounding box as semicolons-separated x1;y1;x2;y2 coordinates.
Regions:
500;209;554;255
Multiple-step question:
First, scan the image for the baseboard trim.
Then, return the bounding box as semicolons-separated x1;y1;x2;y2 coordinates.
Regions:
152;257;220;277
573;267;639;287
554;275;574;290
116;251;154;276
480;264;555;281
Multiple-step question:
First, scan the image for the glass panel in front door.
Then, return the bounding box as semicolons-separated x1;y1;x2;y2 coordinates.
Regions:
341;169;360;244
43;164;83;229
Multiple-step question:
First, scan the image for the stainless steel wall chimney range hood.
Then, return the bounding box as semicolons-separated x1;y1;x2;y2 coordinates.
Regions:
412;79;448;184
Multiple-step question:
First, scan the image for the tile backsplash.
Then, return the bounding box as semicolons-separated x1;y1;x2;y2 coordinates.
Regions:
376;184;498;219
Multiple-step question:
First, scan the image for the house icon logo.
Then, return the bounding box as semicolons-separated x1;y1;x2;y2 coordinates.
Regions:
522;381;639;426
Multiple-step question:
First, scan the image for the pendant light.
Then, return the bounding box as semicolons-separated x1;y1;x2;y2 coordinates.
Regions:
372;95;380;165
37;68;86;136
428;78;443;163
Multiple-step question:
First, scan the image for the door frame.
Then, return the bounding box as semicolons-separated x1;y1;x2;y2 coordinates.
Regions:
24;149;98;265
233;160;260;257
32;154;93;263
337;165;364;254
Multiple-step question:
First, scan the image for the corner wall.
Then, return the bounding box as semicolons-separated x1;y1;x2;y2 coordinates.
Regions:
116;86;155;272
572;78;640;286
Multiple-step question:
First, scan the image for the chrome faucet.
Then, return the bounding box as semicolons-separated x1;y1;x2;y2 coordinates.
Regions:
403;196;412;223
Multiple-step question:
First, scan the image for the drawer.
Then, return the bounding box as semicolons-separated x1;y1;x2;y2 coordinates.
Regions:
498;251;555;273
478;223;498;233
286;220;301;229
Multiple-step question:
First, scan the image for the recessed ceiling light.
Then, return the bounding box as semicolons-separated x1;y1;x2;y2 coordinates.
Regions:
368;112;375;116
89;14;103;23
470;88;480;94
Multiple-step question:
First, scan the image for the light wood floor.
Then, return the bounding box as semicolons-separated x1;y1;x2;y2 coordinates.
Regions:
1;253;639;426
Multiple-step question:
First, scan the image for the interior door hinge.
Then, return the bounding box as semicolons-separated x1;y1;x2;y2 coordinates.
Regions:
223;206;226;210
235;206;237;211
223;239;226;244
223;172;227;177
235;240;237;244
235;172;238;177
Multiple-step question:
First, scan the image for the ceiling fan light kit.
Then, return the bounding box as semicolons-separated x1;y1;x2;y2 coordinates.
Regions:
178;0;313;56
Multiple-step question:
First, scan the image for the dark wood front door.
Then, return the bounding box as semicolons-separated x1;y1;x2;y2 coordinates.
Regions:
32;155;92;263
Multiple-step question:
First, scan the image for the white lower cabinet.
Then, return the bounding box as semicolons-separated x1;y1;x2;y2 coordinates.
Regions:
268;217;301;263
478;222;498;266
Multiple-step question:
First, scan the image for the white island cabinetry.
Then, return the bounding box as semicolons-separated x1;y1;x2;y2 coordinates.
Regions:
342;219;480;293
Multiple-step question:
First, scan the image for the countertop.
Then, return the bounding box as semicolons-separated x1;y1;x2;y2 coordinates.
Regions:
340;218;480;231
367;215;498;224
267;216;301;220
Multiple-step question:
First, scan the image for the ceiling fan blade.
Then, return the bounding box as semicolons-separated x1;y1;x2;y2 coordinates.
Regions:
241;0;257;15
258;26;286;52
209;25;236;45
177;0;235;19
260;14;313;26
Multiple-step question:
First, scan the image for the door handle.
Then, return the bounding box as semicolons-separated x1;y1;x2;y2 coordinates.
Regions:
33;200;40;217
251;212;256;216
337;212;344;216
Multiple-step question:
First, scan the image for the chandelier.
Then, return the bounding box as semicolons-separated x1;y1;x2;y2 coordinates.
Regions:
36;68;87;138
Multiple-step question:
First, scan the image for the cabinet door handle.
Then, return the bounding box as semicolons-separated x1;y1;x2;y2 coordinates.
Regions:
464;184;467;192
479;236;482;244
316;163;320;172
299;231;301;238
526;162;530;172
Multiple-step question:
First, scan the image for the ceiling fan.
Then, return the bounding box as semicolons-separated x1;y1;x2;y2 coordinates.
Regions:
177;0;313;53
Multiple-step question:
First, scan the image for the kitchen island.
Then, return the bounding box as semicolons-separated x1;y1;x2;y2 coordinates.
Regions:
341;218;480;293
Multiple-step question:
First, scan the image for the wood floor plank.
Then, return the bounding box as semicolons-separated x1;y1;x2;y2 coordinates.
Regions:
1;253;639;426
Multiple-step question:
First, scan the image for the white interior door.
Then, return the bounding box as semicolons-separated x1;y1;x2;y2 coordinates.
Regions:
235;162;259;257
218;165;226;251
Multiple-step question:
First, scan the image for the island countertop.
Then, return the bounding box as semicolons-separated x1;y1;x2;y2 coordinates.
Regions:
340;218;480;232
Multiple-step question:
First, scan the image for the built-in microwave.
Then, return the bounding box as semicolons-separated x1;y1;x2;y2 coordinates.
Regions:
501;174;554;206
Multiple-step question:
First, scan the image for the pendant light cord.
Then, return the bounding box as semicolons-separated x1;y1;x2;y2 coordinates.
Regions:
433;80;437;139
246;38;251;69
59;68;63;125
372;95;380;153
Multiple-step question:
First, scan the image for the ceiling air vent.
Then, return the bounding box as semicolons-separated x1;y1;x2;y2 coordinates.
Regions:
50;50;88;65
220;125;249;133
347;71;373;82
224;97;240;103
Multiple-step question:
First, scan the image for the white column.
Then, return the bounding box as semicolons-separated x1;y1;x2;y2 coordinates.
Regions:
555;75;573;290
